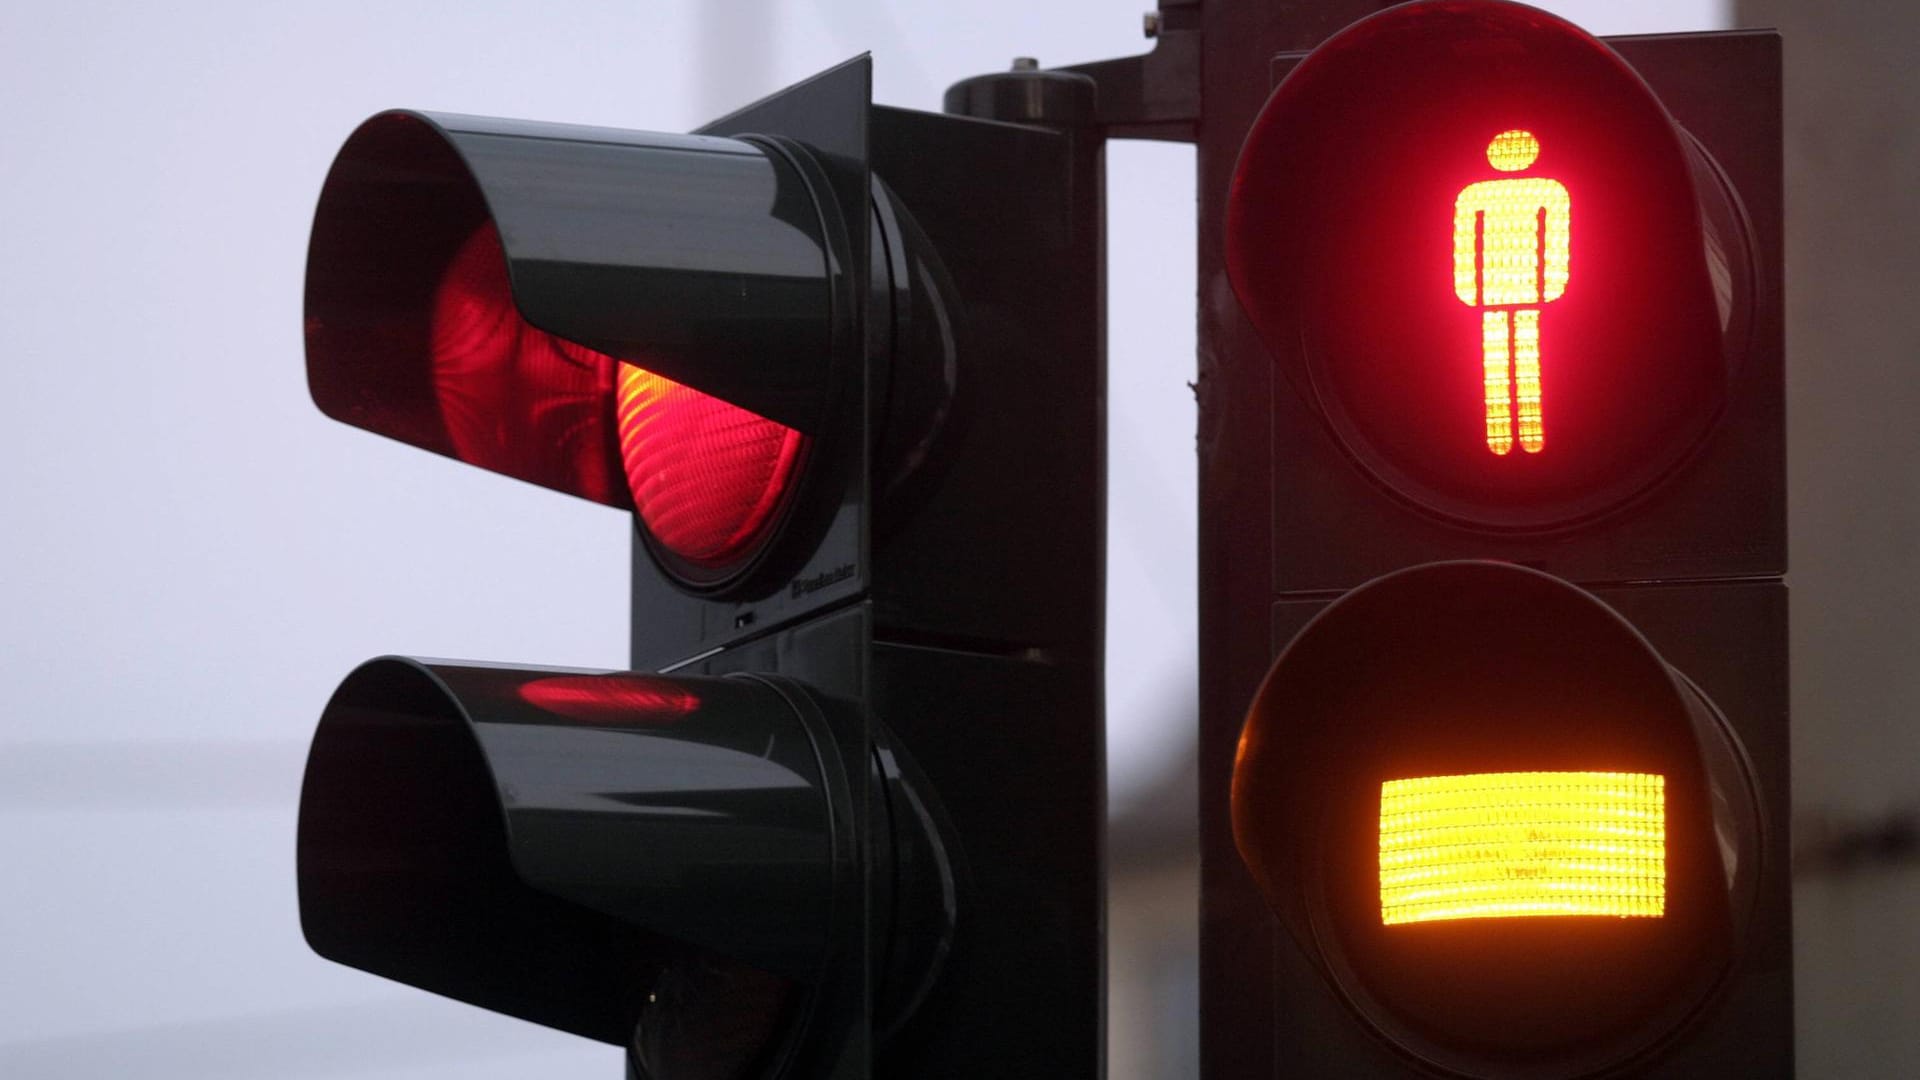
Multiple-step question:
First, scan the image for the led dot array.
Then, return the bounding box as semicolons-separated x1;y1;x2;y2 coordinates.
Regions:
1453;177;1571;309
1486;129;1542;172
1453;135;1568;458
1380;771;1665;926
616;361;806;567
1481;310;1546;455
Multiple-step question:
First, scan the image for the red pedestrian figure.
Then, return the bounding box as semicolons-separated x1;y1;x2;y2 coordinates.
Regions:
1453;129;1570;455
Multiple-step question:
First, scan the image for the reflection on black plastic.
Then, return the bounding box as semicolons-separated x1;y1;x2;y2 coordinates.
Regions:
519;673;701;725
631;950;802;1080
296;657;832;1047
304;110;838;508
1232;561;1753;1078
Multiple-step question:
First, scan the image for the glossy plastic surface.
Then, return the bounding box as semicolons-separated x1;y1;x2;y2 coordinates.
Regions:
305;109;836;509
866;96;1109;1079
628;57;873;629
297;653;954;1067
615;358;809;570
1233;562;1758;1079
298;658;837;1047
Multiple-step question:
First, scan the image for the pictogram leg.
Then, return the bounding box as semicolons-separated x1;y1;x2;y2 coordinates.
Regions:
1482;309;1513;455
1513;308;1544;454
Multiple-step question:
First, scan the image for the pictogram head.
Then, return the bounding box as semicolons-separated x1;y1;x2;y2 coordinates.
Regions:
1487;129;1541;171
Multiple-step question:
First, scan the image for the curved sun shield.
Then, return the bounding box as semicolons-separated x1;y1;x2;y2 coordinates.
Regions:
303;110;836;507
296;658;841;1045
297;654;959;1062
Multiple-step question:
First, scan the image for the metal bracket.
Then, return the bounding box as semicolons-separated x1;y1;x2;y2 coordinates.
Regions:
945;4;1199;142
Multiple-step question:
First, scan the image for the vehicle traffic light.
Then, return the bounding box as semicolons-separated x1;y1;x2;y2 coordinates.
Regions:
296;57;1111;1077
1199;2;1789;1077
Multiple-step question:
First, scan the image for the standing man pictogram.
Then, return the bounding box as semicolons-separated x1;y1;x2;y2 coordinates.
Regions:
1453;129;1570;455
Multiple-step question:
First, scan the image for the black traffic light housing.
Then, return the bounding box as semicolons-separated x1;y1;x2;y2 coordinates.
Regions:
1235;562;1770;1079
306;63;875;613
299;659;945;1064
1199;3;1789;1078
297;55;1109;1078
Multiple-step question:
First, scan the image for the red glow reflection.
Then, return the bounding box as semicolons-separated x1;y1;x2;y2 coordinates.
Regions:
430;222;621;503
519;675;700;725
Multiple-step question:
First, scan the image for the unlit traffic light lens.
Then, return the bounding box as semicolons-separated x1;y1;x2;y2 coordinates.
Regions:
1380;770;1665;925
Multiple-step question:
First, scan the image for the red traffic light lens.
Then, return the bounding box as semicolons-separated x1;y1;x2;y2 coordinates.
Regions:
305;109;839;583
435;222;809;574
440;223;808;574
1227;1;1752;528
616;361;807;571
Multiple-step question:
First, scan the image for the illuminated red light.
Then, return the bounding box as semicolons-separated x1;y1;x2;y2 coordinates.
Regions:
1225;2;1744;528
1453;130;1568;456
432;220;807;573
616;362;807;570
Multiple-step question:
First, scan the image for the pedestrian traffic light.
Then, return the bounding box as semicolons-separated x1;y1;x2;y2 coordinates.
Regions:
296;56;1111;1077
1196;2;1790;1078
1224;0;1767;539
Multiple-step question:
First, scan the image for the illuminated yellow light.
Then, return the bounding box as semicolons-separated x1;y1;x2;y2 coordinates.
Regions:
1454;176;1571;308
1453;131;1568;456
1514;309;1544;453
1379;771;1665;926
1486;129;1541;172
1482;311;1513;454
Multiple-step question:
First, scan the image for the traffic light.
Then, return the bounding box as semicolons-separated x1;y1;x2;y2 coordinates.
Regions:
1198;2;1790;1078
296;57;1110;1077
1229;562;1773;1078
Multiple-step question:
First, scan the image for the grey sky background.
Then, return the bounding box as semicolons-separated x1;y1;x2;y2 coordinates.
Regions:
0;1;1721;1075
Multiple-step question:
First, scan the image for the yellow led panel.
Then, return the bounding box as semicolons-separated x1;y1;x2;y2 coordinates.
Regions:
1379;771;1665;926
